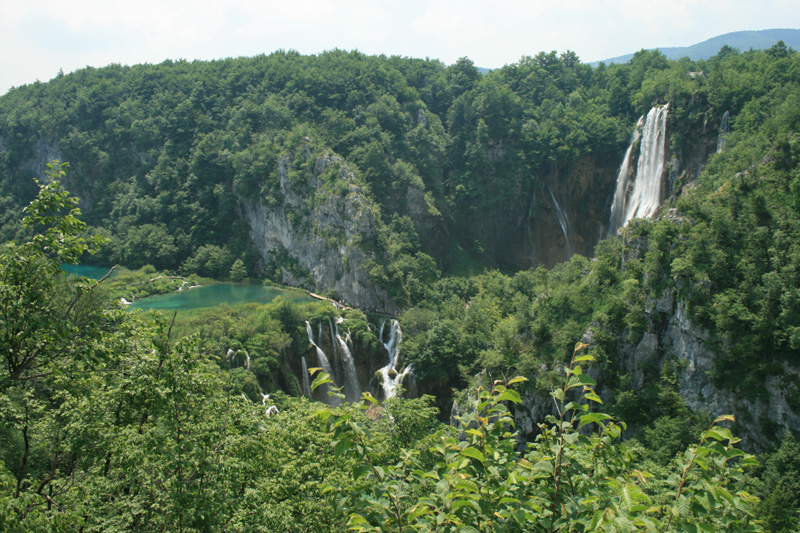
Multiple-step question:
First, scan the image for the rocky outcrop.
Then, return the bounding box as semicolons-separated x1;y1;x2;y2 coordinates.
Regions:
616;288;800;451
242;146;398;314
519;154;621;269
512;280;800;451
21;137;63;178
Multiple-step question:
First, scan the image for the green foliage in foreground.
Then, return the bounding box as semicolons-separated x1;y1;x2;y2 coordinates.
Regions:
0;173;359;531
313;344;760;531
1;154;792;531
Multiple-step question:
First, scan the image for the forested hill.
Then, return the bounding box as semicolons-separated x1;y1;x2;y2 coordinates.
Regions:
2;40;800;531
0;44;773;310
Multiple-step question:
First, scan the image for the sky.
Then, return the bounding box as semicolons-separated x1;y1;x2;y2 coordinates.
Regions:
1;0;799;96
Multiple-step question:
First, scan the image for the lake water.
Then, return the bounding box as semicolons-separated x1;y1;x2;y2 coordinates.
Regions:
62;264;116;280
62;264;314;310
130;283;314;310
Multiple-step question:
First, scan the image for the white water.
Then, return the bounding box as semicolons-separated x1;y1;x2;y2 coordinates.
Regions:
331;318;361;403
607;105;669;235
305;320;341;406
547;186;572;258
301;356;312;397
526;187;537;263
226;348;250;370
608;115;644;236
717;110;730;153
378;319;413;399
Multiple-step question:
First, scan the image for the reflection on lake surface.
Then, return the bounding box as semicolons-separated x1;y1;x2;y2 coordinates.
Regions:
130;283;314;310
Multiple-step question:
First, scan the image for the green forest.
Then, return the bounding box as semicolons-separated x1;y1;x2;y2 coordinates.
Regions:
2;40;800;530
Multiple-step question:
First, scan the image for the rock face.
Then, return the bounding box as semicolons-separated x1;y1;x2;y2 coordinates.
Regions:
513;281;800;452
242;146;398;314
616;288;800;451
519;154;621;269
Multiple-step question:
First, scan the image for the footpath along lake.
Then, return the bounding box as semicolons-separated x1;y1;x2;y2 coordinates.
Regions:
63;264;314;310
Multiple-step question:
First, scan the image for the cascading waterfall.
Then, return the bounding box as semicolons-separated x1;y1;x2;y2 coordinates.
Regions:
226;348;250;370
547;186;572;258
305;320;341;406
301;356;312;397
717;110;730;152
607;115;644;237
378;319;413;399
330;318;361;403
607;104;669;236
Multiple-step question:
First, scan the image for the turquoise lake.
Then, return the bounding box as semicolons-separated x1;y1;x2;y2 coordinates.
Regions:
129;283;314;310
62;264;116;280
62;264;314;310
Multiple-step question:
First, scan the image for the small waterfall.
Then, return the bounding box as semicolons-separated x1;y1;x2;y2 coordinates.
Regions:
526;186;537;263
226;348;250;370
330;318;361;403
717;110;730;153
547;186;572;259
305;320;341;406
301;356;312;397
378;319;413;399
607;104;669;236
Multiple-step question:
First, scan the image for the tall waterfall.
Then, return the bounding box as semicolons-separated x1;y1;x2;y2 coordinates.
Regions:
717;110;730;153
547;186;572;258
305;320;341;406
607;104;669;236
331;318;361;403
378;319;413;399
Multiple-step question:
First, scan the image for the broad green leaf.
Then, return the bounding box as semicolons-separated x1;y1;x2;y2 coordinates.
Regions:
578;412;613;428
352;464;370;480
348;514;368;526
584;391;603;404
360;391;378;406
453;478;479;493
311;371;334;391
461;447;485;464
333;439;351;455
496;389;522;404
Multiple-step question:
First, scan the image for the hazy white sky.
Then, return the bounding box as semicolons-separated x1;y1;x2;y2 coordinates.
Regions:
2;0;798;96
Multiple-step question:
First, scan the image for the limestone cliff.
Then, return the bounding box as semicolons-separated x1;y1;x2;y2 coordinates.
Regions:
513;256;800;452
241;145;398;314
519;154;620;269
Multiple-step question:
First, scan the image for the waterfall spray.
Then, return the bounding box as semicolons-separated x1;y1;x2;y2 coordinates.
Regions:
330;318;361;403
547;186;572;259
305;320;341;406
717;110;730;153
378;319;413;399
607;104;669;235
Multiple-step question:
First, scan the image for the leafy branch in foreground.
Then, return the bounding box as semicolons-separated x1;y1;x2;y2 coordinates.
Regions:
314;344;762;531
1;162;110;390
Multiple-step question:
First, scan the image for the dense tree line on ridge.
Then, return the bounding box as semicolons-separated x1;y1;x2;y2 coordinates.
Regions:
1;41;800;529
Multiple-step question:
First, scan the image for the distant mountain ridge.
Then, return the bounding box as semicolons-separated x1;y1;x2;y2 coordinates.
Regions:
591;28;800;65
